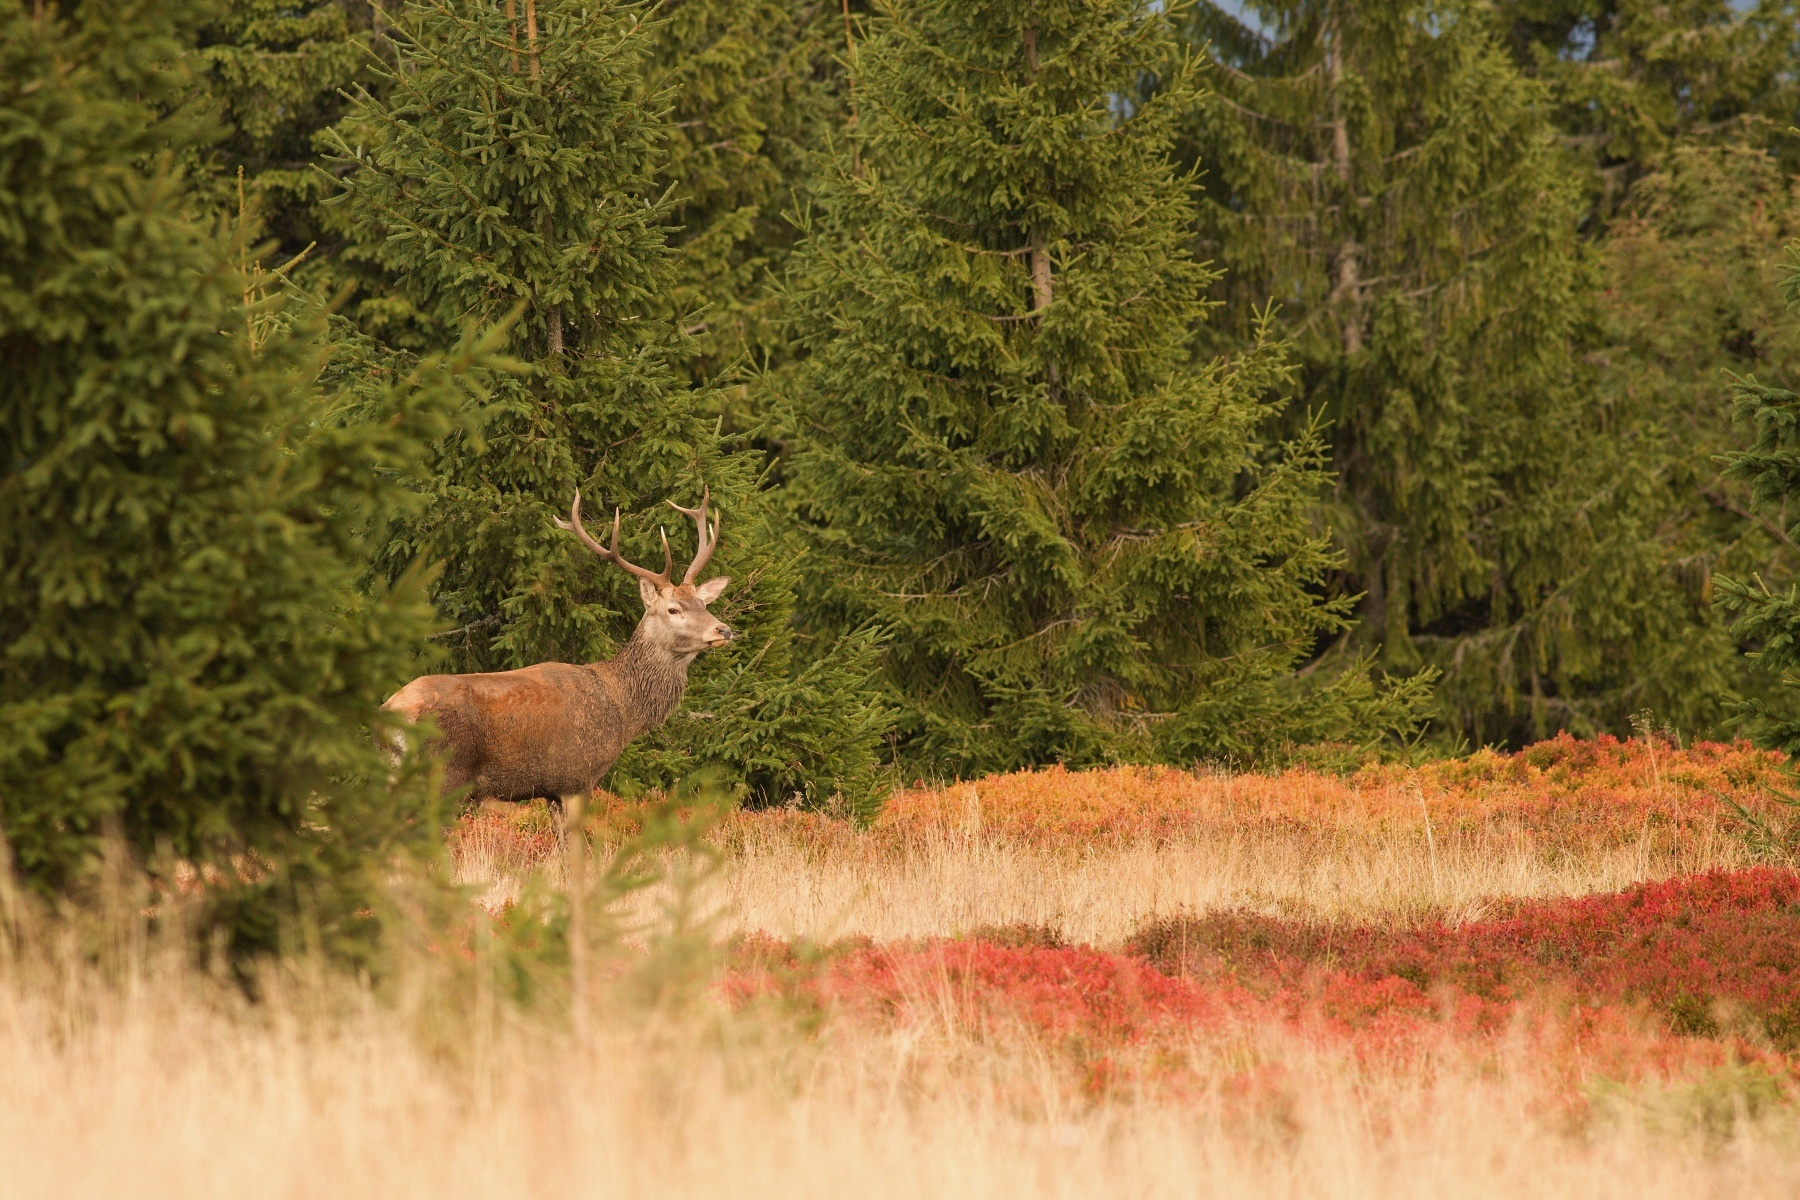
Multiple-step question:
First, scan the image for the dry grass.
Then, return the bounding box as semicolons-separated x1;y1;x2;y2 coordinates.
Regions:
456;736;1774;942
702;815;1749;943
4;950;1800;1200
9;737;1800;1198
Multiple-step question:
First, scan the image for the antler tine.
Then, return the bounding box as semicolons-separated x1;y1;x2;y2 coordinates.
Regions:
552;489;608;558
553;490;671;587
668;486;721;586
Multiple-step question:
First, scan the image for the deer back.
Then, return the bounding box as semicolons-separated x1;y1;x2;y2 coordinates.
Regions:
385;663;636;800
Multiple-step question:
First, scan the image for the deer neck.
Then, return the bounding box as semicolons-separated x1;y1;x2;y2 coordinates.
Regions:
599;628;694;738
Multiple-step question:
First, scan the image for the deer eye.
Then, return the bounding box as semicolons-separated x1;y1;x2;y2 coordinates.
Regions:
668;606;679;615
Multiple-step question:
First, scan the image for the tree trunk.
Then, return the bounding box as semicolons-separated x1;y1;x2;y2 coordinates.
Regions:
1023;28;1053;314
1030;235;1054;312
1325;19;1363;355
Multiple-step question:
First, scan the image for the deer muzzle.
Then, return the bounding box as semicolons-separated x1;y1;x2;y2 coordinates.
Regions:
707;623;735;646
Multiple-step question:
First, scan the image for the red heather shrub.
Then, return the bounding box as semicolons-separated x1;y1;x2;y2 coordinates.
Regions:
874;734;1782;846
742;939;1239;1053
719;871;1800;1092
720;931;1789;1096
1132;868;1800;1047
447;804;561;867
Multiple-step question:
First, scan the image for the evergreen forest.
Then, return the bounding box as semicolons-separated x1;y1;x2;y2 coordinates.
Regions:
11;0;1800;944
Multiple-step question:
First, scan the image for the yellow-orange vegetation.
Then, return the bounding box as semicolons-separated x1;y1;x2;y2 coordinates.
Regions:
454;734;1781;939
16;736;1797;1200
874;734;1781;844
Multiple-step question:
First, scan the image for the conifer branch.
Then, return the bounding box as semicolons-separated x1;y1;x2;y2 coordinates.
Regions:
1703;488;1800;554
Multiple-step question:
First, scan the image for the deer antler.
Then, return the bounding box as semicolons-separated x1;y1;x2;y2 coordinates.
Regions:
555;490;672;587
668;486;721;586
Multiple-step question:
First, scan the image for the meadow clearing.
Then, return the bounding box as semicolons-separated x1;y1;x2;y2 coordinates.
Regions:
10;733;1800;1198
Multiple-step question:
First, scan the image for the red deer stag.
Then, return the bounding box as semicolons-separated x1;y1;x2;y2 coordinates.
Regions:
381;490;732;807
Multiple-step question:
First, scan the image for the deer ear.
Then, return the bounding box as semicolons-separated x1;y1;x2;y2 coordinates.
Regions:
694;576;731;605
638;576;663;609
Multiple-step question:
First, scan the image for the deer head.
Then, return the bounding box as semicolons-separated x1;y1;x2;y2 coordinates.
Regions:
555;488;734;658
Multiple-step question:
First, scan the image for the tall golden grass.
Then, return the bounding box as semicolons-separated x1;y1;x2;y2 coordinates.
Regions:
6;934;1800;1199
701;812;1748;943
458;734;1772;940
8;736;1800;1198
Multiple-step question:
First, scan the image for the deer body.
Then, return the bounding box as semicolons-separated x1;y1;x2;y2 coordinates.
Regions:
382;491;732;805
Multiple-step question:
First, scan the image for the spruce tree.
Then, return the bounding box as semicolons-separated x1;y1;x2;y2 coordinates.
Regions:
1717;240;1800;754
1498;6;1800;742
1484;2;1800;735
1587;146;1800;732
643;0;847;397
0;0;483;955
326;0;888;807
776;0;1426;777
1175;1;1708;744
1494;0;1800;217
190;1;385;260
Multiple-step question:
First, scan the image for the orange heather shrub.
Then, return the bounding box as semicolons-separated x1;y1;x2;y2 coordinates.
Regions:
874;734;1786;845
447;734;1790;888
